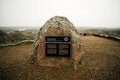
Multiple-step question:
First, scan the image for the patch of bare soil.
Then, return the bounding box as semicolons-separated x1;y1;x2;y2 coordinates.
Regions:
0;36;120;80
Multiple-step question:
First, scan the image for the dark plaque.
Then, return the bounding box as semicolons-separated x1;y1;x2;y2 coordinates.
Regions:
45;36;70;57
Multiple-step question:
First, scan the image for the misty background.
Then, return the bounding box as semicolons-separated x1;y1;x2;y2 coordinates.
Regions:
0;0;120;45
0;0;120;28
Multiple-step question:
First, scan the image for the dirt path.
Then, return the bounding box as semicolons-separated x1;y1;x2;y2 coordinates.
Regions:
0;36;120;80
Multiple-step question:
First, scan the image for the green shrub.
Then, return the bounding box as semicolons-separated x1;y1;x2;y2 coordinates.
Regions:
68;62;74;68
29;53;35;64
60;61;74;69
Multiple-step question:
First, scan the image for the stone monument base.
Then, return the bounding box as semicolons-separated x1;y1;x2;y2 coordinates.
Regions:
33;16;85;69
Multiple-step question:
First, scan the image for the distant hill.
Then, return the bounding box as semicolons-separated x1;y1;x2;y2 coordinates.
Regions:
77;27;120;37
0;27;38;44
0;26;38;33
0;29;11;44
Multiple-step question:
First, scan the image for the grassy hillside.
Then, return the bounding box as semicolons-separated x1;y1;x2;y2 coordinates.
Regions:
78;27;120;35
0;36;120;80
0;28;37;44
0;29;11;44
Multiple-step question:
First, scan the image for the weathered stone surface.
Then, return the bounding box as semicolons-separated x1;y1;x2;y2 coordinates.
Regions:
33;16;84;69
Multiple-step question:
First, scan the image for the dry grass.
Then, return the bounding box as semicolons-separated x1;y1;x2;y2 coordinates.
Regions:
0;36;120;80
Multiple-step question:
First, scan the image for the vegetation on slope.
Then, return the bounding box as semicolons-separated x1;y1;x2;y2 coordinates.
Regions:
0;36;120;80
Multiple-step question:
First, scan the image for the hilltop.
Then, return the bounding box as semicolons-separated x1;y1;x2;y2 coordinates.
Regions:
0;35;120;80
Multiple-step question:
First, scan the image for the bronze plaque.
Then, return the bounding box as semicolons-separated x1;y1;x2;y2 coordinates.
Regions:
45;36;70;57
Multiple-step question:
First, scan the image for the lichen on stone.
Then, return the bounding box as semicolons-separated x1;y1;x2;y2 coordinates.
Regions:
33;16;84;69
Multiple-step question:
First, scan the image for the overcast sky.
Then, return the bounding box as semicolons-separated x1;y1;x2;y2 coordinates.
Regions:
0;0;120;28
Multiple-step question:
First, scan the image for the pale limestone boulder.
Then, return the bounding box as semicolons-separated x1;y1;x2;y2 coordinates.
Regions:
33;16;84;69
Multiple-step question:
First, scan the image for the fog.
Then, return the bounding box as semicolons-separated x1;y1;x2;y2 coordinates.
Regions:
0;0;120;28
